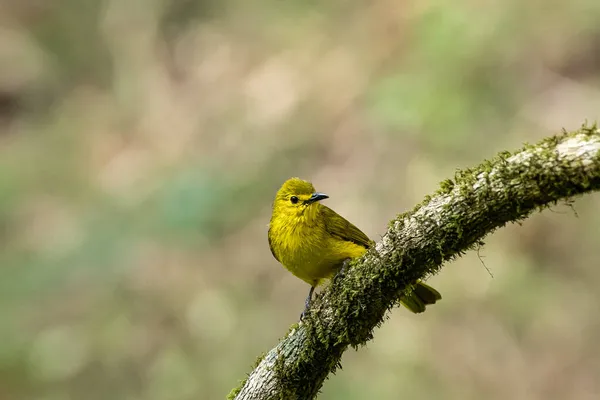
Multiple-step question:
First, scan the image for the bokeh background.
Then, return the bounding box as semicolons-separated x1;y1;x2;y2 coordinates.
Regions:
2;1;600;399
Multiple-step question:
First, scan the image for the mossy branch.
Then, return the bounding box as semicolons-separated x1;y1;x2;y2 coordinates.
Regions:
229;124;600;400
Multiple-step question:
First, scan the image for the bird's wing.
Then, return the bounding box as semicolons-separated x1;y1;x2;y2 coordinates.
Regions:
321;205;372;249
267;226;280;262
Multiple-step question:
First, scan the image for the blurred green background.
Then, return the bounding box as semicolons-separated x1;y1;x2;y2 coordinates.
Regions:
1;1;600;399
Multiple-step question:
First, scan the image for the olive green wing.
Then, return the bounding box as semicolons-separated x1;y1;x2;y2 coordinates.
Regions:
267;226;280;262
321;205;373;249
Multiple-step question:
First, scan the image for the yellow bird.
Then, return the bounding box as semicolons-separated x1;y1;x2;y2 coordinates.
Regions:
268;177;441;317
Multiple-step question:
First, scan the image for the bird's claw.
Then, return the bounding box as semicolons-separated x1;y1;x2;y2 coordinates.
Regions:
300;309;308;321
335;258;352;281
300;286;315;321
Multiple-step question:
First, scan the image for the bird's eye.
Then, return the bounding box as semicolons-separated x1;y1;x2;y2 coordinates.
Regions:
290;196;299;204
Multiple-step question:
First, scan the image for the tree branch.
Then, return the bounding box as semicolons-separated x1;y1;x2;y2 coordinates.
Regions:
229;124;600;400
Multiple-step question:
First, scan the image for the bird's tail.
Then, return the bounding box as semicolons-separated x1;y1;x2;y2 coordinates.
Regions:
399;281;442;313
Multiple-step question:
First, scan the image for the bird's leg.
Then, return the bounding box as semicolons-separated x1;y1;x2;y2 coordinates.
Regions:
300;286;315;321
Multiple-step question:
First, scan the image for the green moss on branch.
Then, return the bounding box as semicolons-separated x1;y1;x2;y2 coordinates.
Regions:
230;124;600;400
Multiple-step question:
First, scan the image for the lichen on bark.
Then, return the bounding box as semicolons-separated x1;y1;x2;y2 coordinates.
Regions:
230;124;600;400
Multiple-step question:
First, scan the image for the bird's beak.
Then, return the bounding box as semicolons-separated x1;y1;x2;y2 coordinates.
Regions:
305;192;329;205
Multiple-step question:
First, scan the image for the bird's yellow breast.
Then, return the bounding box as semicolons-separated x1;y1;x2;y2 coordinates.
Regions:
269;211;367;286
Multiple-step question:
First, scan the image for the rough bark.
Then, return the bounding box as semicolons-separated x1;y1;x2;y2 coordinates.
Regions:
229;124;600;400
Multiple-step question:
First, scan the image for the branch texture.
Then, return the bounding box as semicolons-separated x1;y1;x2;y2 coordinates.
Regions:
229;125;600;400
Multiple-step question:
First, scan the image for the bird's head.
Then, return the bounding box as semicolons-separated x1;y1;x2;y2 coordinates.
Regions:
272;177;329;220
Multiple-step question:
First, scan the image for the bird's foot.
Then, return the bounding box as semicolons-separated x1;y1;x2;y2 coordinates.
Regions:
300;308;308;321
336;258;352;280
300;286;315;321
